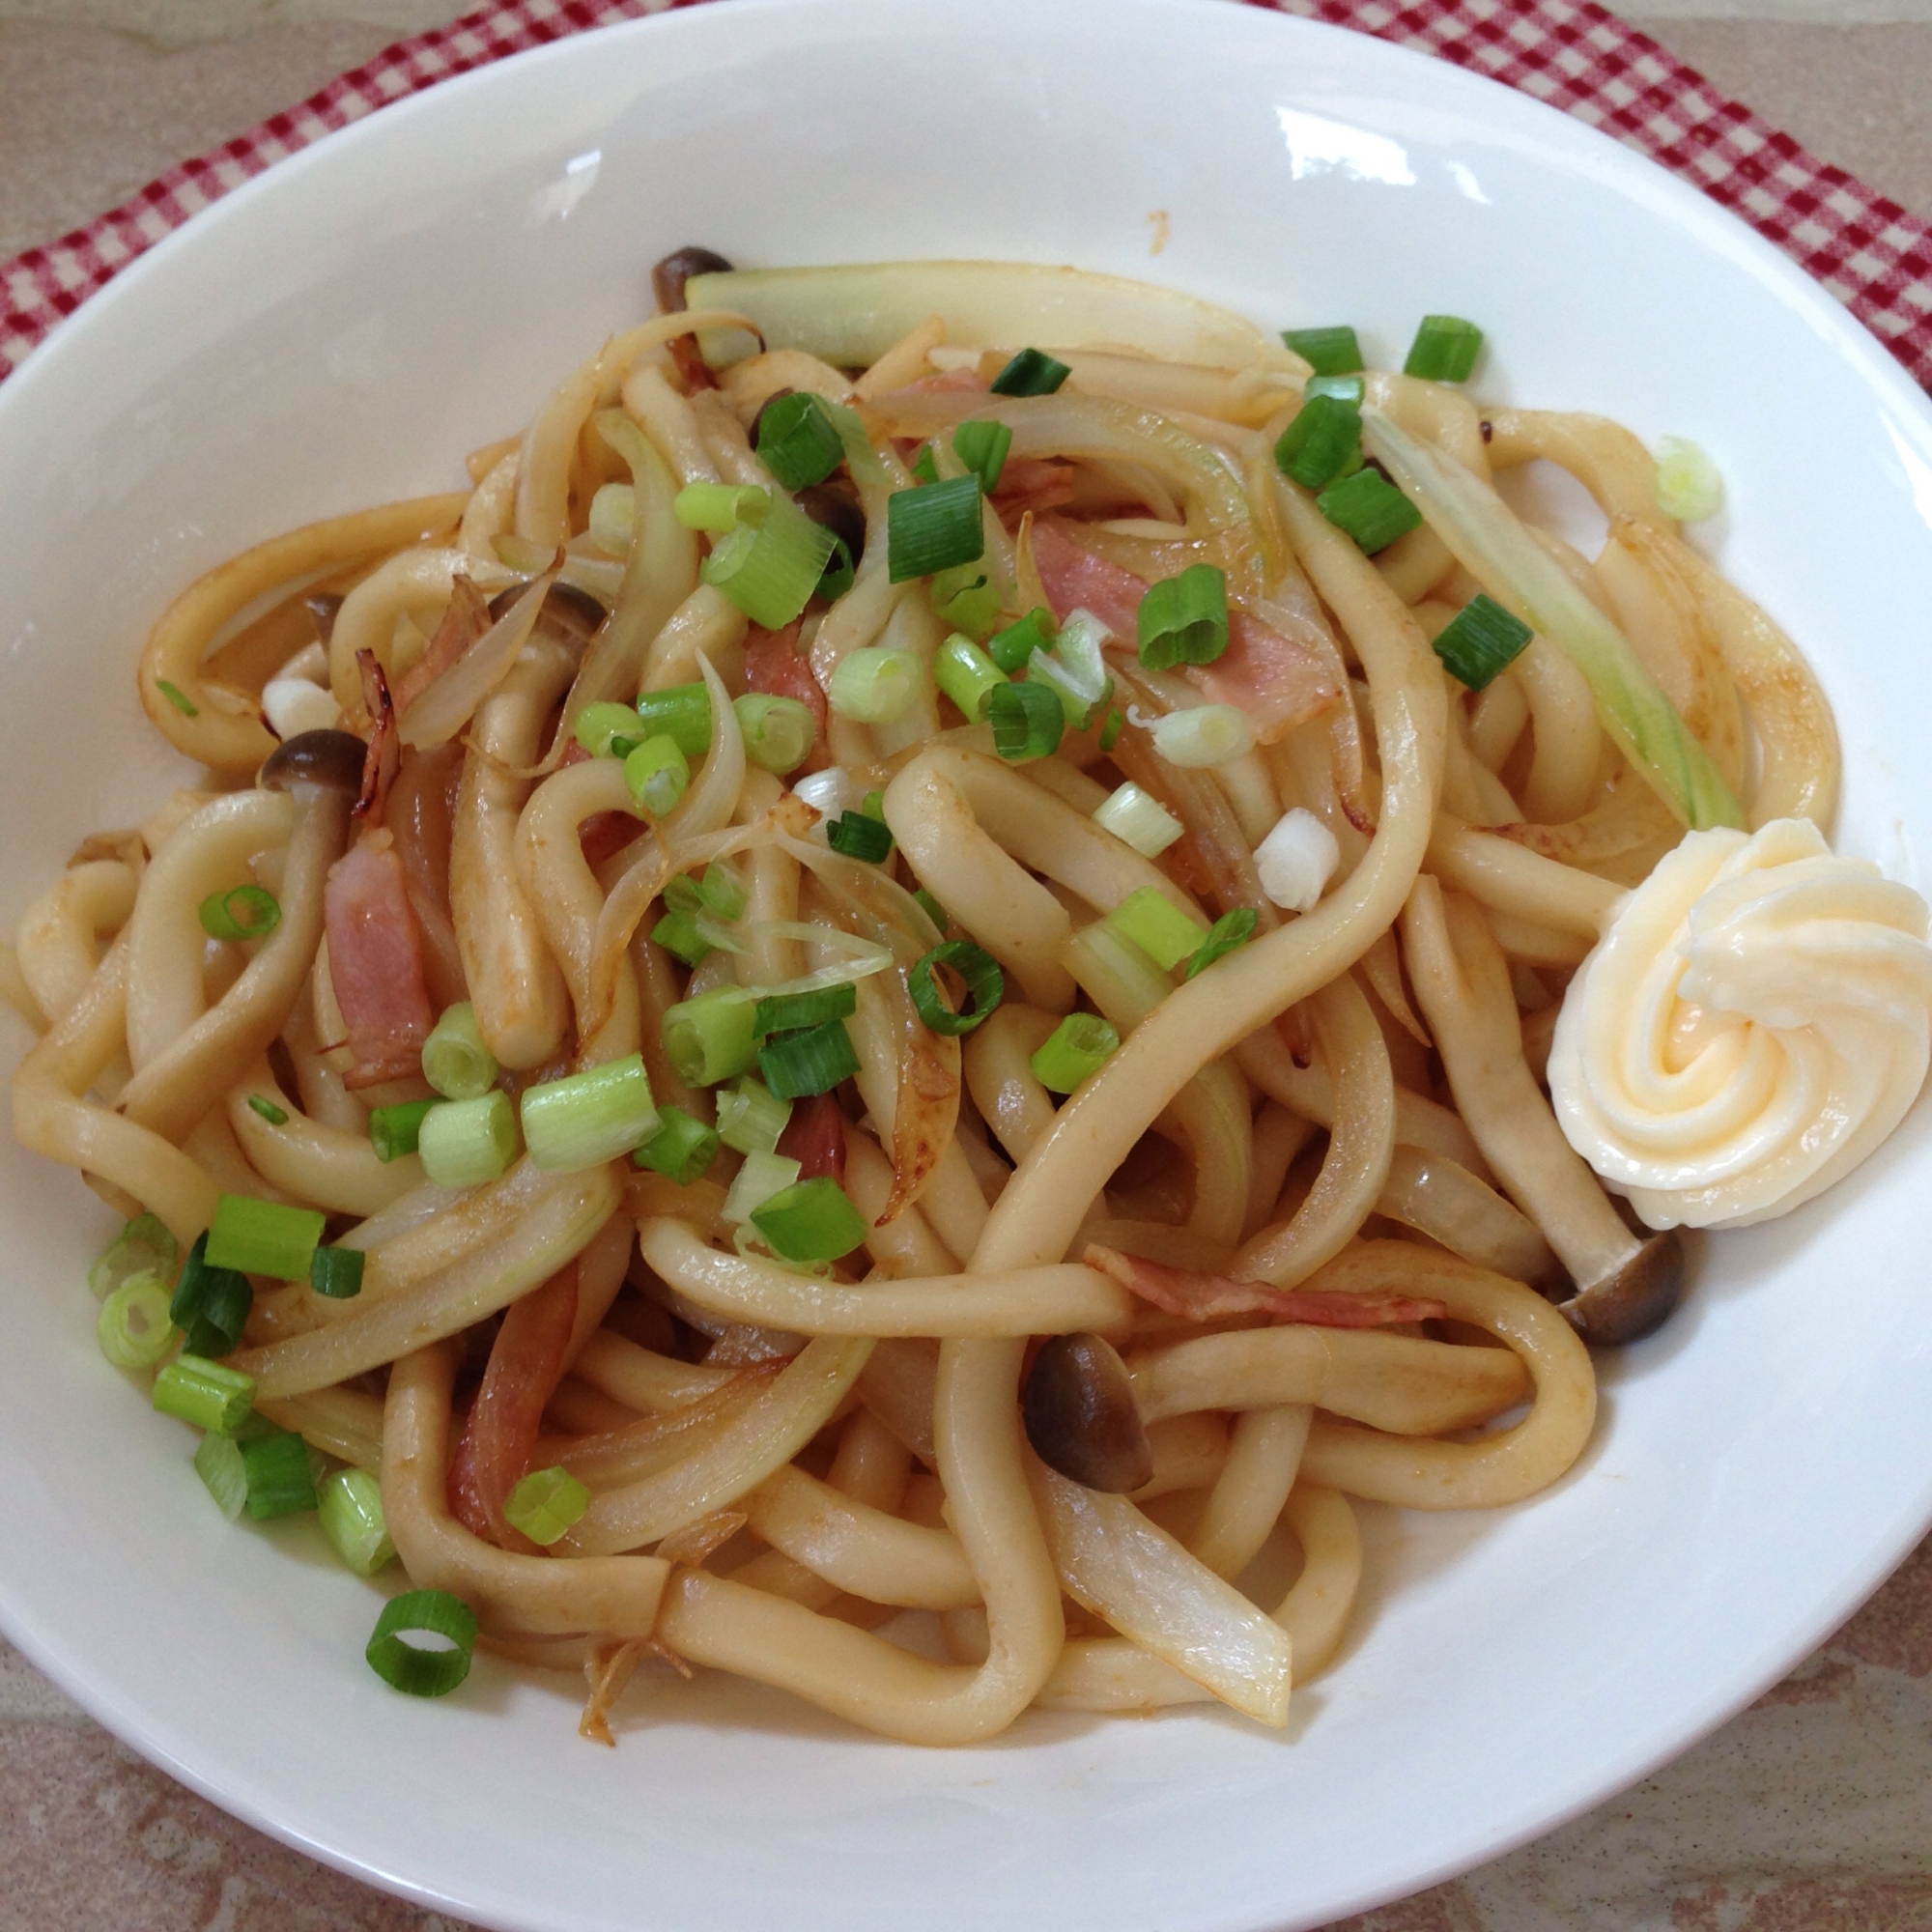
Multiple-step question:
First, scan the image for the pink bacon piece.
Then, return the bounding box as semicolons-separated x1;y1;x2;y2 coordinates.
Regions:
323;830;436;1088
1083;1243;1447;1328
778;1091;848;1186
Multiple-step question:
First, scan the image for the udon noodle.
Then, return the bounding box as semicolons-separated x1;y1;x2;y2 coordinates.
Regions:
10;257;1923;1746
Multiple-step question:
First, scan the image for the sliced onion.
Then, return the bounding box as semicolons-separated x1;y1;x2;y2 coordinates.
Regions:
398;573;554;750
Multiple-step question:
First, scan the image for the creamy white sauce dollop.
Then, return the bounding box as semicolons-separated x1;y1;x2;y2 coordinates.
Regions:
1548;818;1932;1230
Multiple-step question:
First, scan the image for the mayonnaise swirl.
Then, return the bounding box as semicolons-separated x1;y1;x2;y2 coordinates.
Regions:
1548;818;1932;1230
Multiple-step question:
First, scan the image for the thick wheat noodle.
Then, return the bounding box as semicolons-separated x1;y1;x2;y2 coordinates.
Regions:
223;1055;420;1216
1234;973;1394;1288
622;360;722;487
1245;1101;1317;1240
1402;878;1638;1287
328;548;507;716
1427;814;1620;938
1190;1404;1313;1579
639;1214;1132;1337
11;936;220;1242
542;1371;780;1488
569;1329;737;1415
1469;668;1530;772
384;1343;670;1636
139;494;465;770
450;622;578;1068
842;1129;962;1275
732;771;805;988
120;791;349;1146
1377;1144;1560;1285
280;989;366;1134
258;1386;385;1470
962;1005;1058;1166
16;861;138;1027
744;1464;980;1609
1295;1246;1596;1508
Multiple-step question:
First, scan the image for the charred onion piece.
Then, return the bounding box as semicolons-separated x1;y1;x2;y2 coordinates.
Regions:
1022;1331;1152;1494
652;246;734;314
1558;1229;1685;1346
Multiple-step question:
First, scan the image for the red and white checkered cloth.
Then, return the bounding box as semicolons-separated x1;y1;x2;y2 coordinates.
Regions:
3;0;1929;387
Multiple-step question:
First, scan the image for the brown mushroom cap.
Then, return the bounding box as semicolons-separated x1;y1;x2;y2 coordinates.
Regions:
259;728;366;795
1022;1331;1154;1494
487;579;607;651
651;246;734;315
1560;1230;1686;1346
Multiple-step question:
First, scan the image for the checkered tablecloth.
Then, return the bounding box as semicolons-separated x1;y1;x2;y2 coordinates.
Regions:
2;0;1929;386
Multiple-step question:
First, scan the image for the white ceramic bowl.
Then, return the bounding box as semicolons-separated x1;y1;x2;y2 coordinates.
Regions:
4;3;1931;1928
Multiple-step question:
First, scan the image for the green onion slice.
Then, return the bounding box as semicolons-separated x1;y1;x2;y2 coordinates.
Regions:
715;1075;792;1156
97;1277;176;1370
817;533;857;604
827;645;923;725
1654;437;1724;523
198;885;281;944
1314;468;1422;554
417;1093;518;1188
1404;314;1484;383
826;810;894;863
910;442;940;487
369;1097;434;1163
1273;394;1363;491
1183;906;1258;980
933;632;1006;724
153;1353;256;1435
665;861;746;921
206;1194;326;1282
673;480;771;533
700;486;838;629
366;1589;478;1698
633;1105;722;1184
990;348;1071;396
195;1433;248;1521
1306;374;1366;406
930;564;1002;639
759;1017;860;1099
635;683;714;759
1432;592;1533;692
663;986;760;1088
734;692;817;775
422;1002;498;1102
1027;610;1114;727
751;1177;869;1264
504;1465;590;1547
952;419;1012;493
1097;708;1124;754
987;679;1065;761
169;1231;253;1358
755;392;845;492
624;733;691;819
1030;1012;1121;1094
754;982;857;1038
1281;326;1363;375
887;475;984;583
1092;781;1184;859
309;1244;366;1299
522;1053;660;1172
723;1149;803;1226
89;1211;177;1301
987;607;1055;674
1107;886;1209;974
319;1466;395;1577
575;699;645;760
651;908;712;969
155;678;199;718
908;940;1005;1037
240;1429;319;1520
1137;564;1231;670
246;1094;288;1126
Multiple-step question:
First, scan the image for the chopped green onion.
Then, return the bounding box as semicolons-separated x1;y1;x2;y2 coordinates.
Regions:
1097;707;1124;754
1151;702;1253;768
90;1211;177;1301
663;986;759;1087
952;419;1012;492
1654;437;1724;523
666;861;746;922
674;480;771;533
1433;592;1534;692
751;1177;869;1263
625;733;690;818
990;348;1070;396
522;1053;660;1171
1315;468;1422;554
715;1075;792;1155
1092;781;1184;858
723;1149;803;1225
862;790;886;820
908;940;1005;1037
1404;314;1484;383
1281;326;1363;375
912;888;948;932
933;632;1007;723
97;1277;175;1370
910;442;940;487
1183;907;1257;980
319;1466;395;1576
198;885;281;944
206;1194;325;1282
826;810;894;863
155;678;199;718
755;391;845;492
759;1017;860;1099
1137;564;1230;670
887;475;984;583
503;1465;589;1547
827;645;923;724
817;533;856;603
369;1097;435;1163
1107;886;1208;974
169;1232;252;1358
246;1094;288;1126
1027;609;1114;727
634;683;714;759
416;1092;518;1188
421;1002;498;1101
633;1105;721;1184
195;1433;248;1521
1273;394;1363;491
700;486;838;629
987;607;1056;674
365;1589;477;1698
651;908;713;968
987;679;1065;761
153;1354;256;1435
1306;374;1366;406
587;480;636;555
309;1245;365;1300
733;692;816;774
1030;1012;1121;1094
815;395;888;487
239;1428;319;1520
930;564;1002;639
575;700;645;759
754;981;857;1037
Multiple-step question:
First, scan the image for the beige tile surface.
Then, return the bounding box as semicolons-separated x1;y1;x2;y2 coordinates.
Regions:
1;4;1929;1930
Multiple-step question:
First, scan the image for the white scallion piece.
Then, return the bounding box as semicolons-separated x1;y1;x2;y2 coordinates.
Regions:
1654;437;1724;524
1255;808;1340;913
1151;703;1254;769
262;677;341;740
722;1150;803;1226
1092;781;1184;858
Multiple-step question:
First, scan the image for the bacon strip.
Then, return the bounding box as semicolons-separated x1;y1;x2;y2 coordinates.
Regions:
448;1262;581;1551
354;649;400;823
991;458;1078;520
323;831;436;1087
777;1092;847;1185
1083;1243;1447;1328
